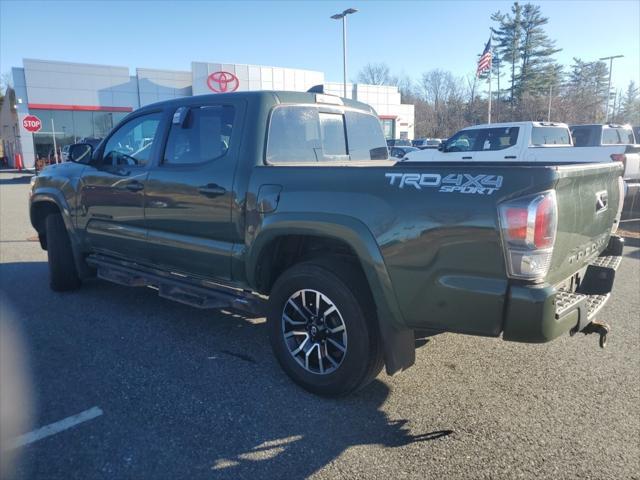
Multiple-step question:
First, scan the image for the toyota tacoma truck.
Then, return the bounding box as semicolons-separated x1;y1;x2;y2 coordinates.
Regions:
30;91;625;396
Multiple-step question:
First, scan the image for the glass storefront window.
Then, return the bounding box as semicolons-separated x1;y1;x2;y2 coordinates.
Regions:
72;111;95;140
93;112;114;138
112;112;129;128
29;108;131;168
381;118;395;139
51;110;75;145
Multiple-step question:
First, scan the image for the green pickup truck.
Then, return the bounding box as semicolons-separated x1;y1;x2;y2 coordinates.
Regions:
30;90;625;396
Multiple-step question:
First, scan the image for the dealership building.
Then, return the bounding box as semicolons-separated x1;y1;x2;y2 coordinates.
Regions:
0;58;415;169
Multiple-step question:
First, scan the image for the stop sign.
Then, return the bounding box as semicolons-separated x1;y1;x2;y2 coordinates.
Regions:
23;115;42;133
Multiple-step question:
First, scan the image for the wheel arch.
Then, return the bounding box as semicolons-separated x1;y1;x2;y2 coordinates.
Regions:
248;212;415;374
30;190;74;236
30;190;92;278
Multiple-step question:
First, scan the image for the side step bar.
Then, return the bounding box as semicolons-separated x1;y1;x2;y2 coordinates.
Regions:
86;254;266;316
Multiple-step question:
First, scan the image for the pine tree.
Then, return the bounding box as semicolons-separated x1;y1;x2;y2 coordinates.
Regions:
517;3;561;99
621;81;640;124
565;58;610;122
490;3;522;113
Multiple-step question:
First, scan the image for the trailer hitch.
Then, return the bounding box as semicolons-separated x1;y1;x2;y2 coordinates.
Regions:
582;321;610;348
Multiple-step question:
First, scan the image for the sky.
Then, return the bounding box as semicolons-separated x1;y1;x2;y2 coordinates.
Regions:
1;0;639;94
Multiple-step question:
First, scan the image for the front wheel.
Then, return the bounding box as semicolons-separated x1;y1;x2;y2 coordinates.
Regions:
45;213;81;292
267;259;383;396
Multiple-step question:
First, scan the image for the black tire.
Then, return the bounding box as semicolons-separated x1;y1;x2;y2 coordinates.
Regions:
45;214;81;292
267;258;383;396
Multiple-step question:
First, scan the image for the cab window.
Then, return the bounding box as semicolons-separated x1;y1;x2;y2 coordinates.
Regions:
444;130;480;152
319;112;348;159
345;111;388;160
602;128;620;145
479;127;519;151
266;105;388;163
445;127;518;152
602;127;635;145
618;128;635;144
570;126;592;146
531;127;571;146
164;105;235;164
267;106;322;163
102;113;162;167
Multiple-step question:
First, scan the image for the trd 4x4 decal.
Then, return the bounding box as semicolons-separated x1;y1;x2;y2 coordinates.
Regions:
385;173;503;195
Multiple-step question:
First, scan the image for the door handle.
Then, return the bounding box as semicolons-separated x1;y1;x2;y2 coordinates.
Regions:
198;184;226;197
504;155;517;159
462;156;473;160
125;181;144;192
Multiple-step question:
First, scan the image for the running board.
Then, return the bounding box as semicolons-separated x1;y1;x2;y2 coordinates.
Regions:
86;254;265;316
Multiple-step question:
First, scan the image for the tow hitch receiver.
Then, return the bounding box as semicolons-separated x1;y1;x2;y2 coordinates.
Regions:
582;320;610;348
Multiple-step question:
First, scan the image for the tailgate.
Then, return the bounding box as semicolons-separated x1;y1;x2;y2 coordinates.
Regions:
623;145;640;181
545;162;623;285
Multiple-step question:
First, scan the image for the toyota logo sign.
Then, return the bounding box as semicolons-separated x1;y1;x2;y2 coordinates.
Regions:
207;71;239;93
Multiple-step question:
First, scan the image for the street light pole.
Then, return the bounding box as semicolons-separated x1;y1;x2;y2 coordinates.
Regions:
599;55;624;122
331;8;357;98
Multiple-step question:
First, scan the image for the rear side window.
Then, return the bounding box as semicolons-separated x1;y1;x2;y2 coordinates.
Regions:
164;105;234;164
615;128;634;144
345;110;388;160
479;127;519;151
531;127;571;146
266;106;321;163
570;126;592;147
602;128;620;145
266;106;388;163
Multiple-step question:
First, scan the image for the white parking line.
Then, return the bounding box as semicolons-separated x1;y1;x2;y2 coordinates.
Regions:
6;406;103;450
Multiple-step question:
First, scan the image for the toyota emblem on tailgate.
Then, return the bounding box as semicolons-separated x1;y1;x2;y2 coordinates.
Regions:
595;190;608;213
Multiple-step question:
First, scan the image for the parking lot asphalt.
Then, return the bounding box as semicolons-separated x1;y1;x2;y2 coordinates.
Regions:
0;170;638;480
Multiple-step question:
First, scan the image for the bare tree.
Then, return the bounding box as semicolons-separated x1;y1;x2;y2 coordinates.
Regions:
415;70;467;137
357;63;395;85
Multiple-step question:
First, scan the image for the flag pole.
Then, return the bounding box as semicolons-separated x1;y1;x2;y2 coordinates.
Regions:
487;32;492;125
488;66;492;124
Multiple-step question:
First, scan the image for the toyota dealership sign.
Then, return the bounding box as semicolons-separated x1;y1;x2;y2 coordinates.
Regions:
207;71;239;93
22;115;42;133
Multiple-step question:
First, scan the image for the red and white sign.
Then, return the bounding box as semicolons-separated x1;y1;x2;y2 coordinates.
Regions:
22;115;42;133
207;71;239;93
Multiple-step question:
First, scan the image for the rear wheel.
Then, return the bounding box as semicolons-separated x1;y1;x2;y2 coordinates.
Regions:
267;259;383;396
45;214;81;292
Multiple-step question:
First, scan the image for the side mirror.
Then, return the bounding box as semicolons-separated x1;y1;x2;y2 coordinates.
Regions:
69;143;93;163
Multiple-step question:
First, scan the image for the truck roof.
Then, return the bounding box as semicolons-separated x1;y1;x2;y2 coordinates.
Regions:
569;123;634;128
135;90;377;115
462;121;569;130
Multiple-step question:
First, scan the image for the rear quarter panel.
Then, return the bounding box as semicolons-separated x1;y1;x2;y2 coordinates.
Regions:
248;162;561;336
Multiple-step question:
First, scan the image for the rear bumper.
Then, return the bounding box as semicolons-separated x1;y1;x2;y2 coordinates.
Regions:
502;235;624;343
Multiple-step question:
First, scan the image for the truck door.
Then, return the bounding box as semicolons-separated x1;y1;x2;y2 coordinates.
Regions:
143;99;244;281
441;129;481;161
77;111;165;261
467;126;521;162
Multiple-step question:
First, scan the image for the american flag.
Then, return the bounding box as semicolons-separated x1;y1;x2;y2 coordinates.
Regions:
476;36;493;77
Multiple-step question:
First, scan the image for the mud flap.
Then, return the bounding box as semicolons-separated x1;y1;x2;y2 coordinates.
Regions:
380;321;415;375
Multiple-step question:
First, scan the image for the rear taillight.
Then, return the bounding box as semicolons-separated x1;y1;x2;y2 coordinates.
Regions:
498;191;557;280
611;153;626;168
